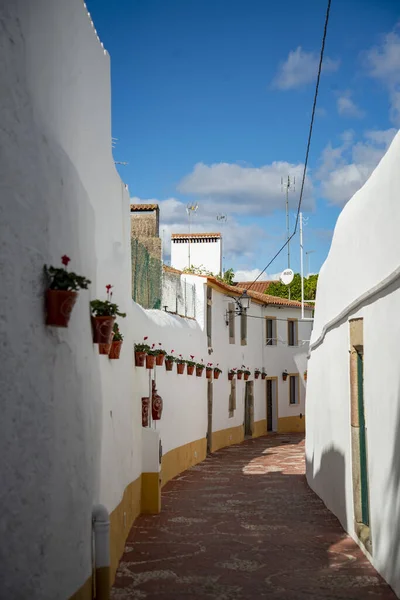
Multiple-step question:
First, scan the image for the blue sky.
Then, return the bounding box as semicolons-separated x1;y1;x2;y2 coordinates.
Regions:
87;0;399;279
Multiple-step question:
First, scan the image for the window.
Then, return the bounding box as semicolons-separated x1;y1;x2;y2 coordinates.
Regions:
206;287;212;346
228;302;235;344
289;375;299;405
241;308;247;346
266;317;277;346
288;319;298;346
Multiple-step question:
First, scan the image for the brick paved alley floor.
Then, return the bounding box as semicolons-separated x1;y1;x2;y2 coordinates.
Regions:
111;434;396;599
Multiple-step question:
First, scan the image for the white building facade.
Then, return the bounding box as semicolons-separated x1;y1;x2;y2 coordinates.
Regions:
171;232;222;274
306;131;400;596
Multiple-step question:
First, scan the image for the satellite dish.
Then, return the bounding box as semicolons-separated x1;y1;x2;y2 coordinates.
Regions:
280;268;294;285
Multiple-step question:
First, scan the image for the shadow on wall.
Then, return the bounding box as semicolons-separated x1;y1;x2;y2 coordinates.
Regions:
374;399;400;596
306;446;348;531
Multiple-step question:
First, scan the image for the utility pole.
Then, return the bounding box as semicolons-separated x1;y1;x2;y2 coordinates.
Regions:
216;213;227;276
186;203;198;269
281;176;295;299
300;212;305;320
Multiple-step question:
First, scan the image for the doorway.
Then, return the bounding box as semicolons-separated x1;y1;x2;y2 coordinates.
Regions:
244;381;254;437
207;381;213;454
266;377;278;432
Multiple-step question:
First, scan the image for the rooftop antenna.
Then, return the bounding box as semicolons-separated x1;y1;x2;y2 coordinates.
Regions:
186;203;198;268
281;175;295;299
216;213;227;276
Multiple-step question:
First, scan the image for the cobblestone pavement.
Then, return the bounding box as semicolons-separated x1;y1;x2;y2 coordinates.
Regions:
111;434;396;599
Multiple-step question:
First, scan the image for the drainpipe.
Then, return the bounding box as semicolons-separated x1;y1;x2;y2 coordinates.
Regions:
92;504;110;600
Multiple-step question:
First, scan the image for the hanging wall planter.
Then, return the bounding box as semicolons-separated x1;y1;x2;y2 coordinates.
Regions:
109;322;123;360
196;363;205;377
44;256;91;327
254;370;261;380
155;344;166;366
151;380;163;421
186;356;196;376
91;285;126;344
99;333;114;355
165;354;175;371
237;370;243;380
206;367;213;380
228;369;236;381
244;372;250;381
282;370;288;381
214;366;222;380
261;372;267;380
177;361;185;375
146;353;156;369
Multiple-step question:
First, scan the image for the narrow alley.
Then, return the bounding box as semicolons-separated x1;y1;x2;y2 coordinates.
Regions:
111;435;395;599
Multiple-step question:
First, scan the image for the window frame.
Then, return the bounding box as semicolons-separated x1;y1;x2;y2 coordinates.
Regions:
287;318;298;347
288;373;300;405
265;316;277;346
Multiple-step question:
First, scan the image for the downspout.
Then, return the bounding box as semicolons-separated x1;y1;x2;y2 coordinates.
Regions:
92;505;110;600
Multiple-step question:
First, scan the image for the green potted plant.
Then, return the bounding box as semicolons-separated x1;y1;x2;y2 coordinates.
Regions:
155;343;166;366
243;367;251;381
109;322;123;360
206;362;213;380
186;355;196;376
261;369;267;380
214;364;222;380
165;350;175;371
134;337;150;367
90;285;126;344
254;368;261;380
44;255;91;327
146;344;158;369
237;368;243;380
228;368;236;381
196;360;205;377
176;354;186;375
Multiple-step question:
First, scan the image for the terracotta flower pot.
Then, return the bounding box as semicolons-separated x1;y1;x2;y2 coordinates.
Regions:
206;368;212;380
109;341;122;360
244;373;250;381
142;397;150;427
45;289;78;327
152;394;163;421
261;373;266;380
165;359;174;371
146;354;156;369
255;372;260;380
156;353;165;366
177;362;185;375
282;373;288;381
135;351;146;367
99;342;112;355
187;365;195;376
304;371;307;381
228;372;234;381
214;370;221;380
237;372;243;380
91;316;115;344
196;367;204;377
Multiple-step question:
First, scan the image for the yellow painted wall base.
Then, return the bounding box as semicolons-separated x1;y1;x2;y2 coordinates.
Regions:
69;576;92;600
212;424;244;452
278;416;305;433
161;438;207;487
141;472;161;514
252;419;267;438
109;475;142;584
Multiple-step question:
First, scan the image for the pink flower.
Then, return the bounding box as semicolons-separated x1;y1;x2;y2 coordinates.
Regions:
61;255;71;267
144;336;148;341
171;349;174;353
190;355;194;359
152;344;155;349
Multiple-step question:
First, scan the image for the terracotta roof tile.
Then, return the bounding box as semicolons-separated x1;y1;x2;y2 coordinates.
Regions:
130;204;159;211
235;281;274;294
171;233;221;239
163;265;182;274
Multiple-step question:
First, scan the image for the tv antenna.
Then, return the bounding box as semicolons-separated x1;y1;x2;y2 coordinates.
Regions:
186;203;199;268
217;214;227;275
281;176;295;299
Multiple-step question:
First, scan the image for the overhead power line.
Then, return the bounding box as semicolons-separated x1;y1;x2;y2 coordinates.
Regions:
246;0;332;292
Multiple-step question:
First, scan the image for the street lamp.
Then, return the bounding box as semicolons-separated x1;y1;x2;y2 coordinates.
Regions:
225;290;251;323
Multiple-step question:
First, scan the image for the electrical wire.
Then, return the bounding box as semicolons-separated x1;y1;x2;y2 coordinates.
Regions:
246;0;332;291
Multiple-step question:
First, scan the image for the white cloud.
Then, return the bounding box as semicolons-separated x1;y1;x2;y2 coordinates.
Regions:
337;91;365;118
317;128;397;205
364;28;400;124
272;46;339;90
234;269;280;282
177;161;314;213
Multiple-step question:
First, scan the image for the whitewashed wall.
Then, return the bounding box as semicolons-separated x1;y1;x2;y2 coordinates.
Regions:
0;2;141;598
306;131;400;596
171;238;222;274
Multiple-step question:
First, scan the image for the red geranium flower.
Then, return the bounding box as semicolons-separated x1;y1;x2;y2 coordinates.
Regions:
106;284;113;292
144;336;148;341
190;355;194;359
61;255;71;267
